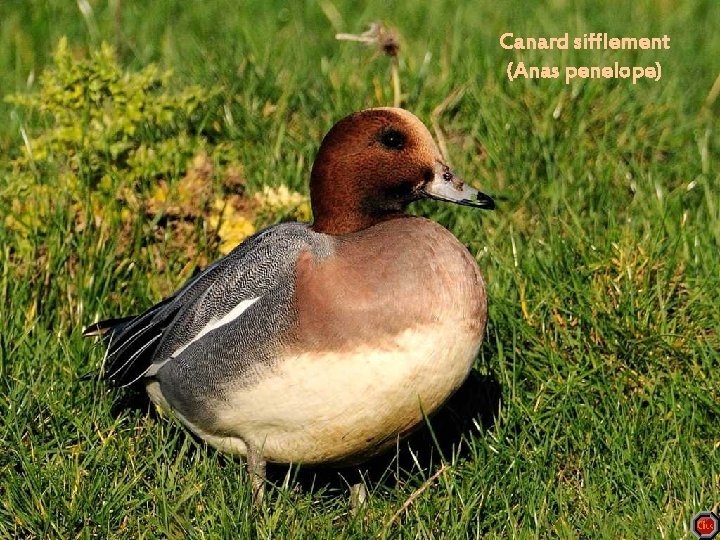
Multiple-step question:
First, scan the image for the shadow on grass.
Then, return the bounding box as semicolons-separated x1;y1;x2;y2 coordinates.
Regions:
106;368;501;499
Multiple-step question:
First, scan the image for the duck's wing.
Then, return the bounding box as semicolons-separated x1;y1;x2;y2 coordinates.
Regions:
85;222;329;388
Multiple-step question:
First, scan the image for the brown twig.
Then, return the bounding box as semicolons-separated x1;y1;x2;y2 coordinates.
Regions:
431;85;468;166
703;71;720;111
380;463;449;535
391;57;401;108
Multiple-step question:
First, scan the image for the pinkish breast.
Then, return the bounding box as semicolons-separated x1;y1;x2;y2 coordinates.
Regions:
290;216;487;357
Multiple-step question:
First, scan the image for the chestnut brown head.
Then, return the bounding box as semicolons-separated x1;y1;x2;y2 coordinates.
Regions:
310;108;494;235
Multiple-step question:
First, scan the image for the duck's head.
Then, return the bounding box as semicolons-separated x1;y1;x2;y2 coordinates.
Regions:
309;107;495;235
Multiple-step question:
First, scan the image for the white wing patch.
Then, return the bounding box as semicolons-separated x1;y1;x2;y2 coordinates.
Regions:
144;296;261;377
172;296;262;358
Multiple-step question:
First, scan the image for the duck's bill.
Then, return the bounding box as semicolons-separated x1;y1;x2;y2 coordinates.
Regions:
422;163;495;210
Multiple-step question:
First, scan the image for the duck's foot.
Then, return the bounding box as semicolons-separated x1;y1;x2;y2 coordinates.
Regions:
246;445;267;506
349;482;367;514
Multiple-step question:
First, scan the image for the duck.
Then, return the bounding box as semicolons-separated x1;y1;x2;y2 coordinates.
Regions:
84;107;495;503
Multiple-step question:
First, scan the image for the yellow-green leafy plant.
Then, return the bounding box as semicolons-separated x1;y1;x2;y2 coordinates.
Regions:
6;37;223;187
3;37;235;260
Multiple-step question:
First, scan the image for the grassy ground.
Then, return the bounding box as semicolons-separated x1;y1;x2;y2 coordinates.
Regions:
1;0;719;538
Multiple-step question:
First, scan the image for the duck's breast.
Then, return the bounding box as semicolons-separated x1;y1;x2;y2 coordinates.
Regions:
292;216;487;350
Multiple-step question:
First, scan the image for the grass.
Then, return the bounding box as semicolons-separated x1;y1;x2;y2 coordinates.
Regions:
1;0;719;537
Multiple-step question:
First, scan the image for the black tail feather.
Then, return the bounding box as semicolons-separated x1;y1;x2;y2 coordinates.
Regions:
83;317;136;339
84;298;181;387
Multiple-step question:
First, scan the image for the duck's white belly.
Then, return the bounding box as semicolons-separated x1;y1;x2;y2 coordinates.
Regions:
149;319;481;464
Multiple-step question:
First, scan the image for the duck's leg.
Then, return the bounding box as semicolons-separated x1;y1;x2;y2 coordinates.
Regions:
246;444;266;505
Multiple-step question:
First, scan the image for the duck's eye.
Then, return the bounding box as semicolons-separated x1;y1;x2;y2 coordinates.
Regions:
378;128;406;151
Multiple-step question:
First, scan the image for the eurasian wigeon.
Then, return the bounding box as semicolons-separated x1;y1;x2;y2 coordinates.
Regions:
85;107;495;503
